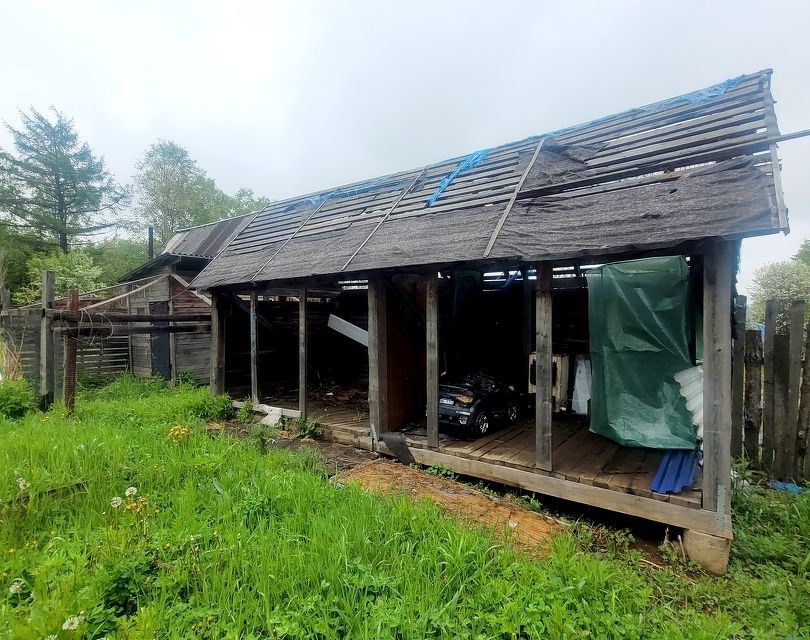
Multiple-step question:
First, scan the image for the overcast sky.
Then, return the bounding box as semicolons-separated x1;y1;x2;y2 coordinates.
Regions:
1;0;807;293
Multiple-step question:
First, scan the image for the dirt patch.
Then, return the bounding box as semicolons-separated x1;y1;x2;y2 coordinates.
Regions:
339;459;563;554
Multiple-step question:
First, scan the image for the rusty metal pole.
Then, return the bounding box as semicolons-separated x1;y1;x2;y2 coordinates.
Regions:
62;289;80;411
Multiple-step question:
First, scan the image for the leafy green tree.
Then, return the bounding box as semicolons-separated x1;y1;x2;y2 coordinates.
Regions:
0;226;51;297
748;254;810;326
14;250;105;304
85;238;148;284
794;239;810;268
133;140;269;245
0;108;130;252
231;187;272;216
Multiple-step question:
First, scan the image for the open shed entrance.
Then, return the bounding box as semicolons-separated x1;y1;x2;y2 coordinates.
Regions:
373;258;704;511
221;286;370;433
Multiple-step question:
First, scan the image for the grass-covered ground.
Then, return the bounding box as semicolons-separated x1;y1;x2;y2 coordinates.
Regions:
0;377;808;639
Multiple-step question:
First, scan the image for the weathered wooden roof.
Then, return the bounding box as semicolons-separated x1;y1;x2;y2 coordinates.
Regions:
193;69;785;290
122;215;254;281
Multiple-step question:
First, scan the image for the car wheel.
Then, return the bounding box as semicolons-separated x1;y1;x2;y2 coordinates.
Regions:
472;411;490;436
507;401;520;424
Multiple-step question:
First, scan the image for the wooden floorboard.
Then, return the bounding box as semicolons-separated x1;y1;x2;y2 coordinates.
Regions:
315;409;704;511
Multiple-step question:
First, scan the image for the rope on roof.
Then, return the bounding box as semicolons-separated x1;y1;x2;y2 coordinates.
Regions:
426;148;491;207
308;175;406;206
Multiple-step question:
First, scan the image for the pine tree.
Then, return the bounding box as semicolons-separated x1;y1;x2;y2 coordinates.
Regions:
0;108;130;252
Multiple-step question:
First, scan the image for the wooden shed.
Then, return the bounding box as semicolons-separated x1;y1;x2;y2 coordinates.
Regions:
120;215;252;383
190;70;791;572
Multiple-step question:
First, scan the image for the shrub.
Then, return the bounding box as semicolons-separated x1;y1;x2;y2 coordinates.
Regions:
0;378;36;419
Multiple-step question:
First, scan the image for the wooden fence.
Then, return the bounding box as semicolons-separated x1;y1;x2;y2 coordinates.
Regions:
733;297;809;481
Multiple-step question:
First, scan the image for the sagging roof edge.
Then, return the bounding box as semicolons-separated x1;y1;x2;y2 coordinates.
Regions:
194;229;770;294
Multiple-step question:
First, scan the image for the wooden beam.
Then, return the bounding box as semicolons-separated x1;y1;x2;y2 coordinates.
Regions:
367;277;388;443
299;286;308;419
51;311;211;323
39;271;55;409
535;263;553;471
210;291;226;396
54;324;211;336
483;138;546;257
730;295;746;457
62;289;79;411
250;290;259;405
702;240;733;515
220;289;273;330
426;272;439;448
80;276;166;311
342;168;427;271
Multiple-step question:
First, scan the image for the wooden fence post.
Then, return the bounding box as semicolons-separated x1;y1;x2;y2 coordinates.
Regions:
39;271;55;409
743;329;763;462
786;300;805;479
798;319;810;481
762;300;778;472
772;332;790;479
62;289;79;411
730;295;746;457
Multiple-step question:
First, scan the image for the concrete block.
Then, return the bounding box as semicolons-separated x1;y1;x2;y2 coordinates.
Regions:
683;528;731;576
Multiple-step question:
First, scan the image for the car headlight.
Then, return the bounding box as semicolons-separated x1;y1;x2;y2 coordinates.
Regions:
456;395;474;405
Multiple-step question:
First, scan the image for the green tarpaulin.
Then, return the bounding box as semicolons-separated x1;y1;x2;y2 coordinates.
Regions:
587;256;696;449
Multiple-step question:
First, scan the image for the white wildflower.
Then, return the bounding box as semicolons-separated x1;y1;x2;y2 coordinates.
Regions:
125;486;138;498
45;635;58;640
62;614;84;631
8;578;24;595
16;477;30;492
110;496;123;509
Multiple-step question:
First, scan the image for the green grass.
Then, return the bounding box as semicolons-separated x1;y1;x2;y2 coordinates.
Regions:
0;376;808;639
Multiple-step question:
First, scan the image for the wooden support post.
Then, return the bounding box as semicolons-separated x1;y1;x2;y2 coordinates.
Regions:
426;272;439;448
210;291;226;396
762;300;777;472
535;263;553;471
521;268;533;395
730;295;746;458
743;329;763;462
786;300;805;479
250;290;259;406
702;240;733;514
0;286;10;310
367;277;388;443
39;271;55;409
62;288;79;411
299;286;308;420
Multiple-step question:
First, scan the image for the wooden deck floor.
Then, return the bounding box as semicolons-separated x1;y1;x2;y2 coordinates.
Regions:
256;393;703;511
395;419;703;509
